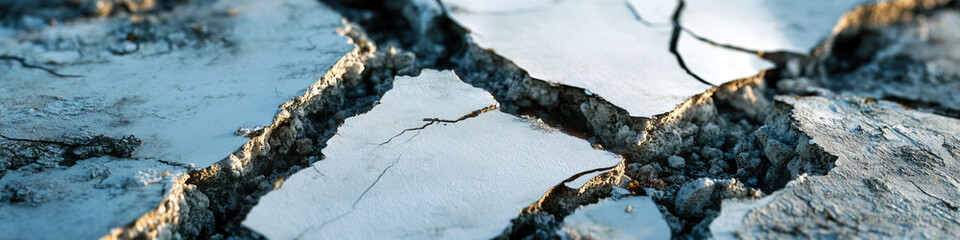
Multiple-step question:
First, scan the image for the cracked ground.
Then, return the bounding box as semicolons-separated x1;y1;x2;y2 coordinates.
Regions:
1;0;960;239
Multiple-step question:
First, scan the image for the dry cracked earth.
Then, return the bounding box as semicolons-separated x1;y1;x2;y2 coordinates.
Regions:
1;0;960;239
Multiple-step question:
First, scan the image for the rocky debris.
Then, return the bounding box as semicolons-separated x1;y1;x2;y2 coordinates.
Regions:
799;0;960;117
318;0;883;239
667;155;685;169
712;95;960;239
109;18;419;240
673;178;716;218
241;70;622;239
561;196;671;240
2;0;958;239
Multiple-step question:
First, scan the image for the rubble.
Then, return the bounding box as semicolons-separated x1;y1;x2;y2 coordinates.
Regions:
712;95;960;239
2;0;959;239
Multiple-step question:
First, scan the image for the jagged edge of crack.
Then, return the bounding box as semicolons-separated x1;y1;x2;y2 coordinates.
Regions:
801;0;960;118
101;22;418;239
316;0;835;238
370;104;498;148
0;55;83;78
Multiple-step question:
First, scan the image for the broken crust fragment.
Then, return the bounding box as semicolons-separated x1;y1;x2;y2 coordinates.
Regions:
562;196;671;240
712;95;960;239
1;0;387;238
241;70;622;239
105;23;419;239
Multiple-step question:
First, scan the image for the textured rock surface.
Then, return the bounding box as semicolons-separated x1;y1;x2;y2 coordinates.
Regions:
3;0;960;239
0;0;352;238
712;95;960;239
808;7;960;115
242;70;622;239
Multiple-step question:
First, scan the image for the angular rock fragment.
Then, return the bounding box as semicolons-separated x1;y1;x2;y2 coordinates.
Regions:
242;70;622;239
562;196;671;240
712;95;960;239
0;0;353;238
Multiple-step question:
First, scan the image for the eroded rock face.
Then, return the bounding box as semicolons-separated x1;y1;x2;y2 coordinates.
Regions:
805;5;960;116
241;70;622;239
712;95;960;239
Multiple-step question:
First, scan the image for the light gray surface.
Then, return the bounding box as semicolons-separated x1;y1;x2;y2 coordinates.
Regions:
0;0;351;238
562;196;671;240
242;70;623;239
682;0;874;53
442;0;712;117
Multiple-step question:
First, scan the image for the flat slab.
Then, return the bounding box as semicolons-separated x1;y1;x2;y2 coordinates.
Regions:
242;70;623;239
442;0;710;117
0;0;351;238
677;31;774;85
682;0;870;53
711;96;960;239
0;0;351;167
562;196;671;240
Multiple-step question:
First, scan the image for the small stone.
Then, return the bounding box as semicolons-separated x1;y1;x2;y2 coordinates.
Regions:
637;163;661;181
763;139;796;166
708;162;725;175
702;147;723;160
675;178;717;218
709;158;730;173
699;123;724;148
668;155;685;169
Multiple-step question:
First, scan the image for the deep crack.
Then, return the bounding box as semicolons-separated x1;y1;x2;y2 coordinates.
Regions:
295;155;401;239
0;55;82;78
667;0;714;87
372;104;498;147
624;1;673;28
